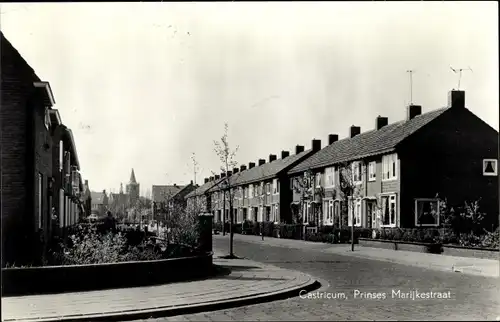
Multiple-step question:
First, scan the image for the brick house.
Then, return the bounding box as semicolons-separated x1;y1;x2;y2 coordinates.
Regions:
185;176;224;216
153;181;198;222
1;32;55;265
49;113;84;234
288;90;498;230
205;142;321;225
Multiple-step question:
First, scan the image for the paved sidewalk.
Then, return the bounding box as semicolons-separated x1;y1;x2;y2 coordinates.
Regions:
1;257;318;322
216;234;499;278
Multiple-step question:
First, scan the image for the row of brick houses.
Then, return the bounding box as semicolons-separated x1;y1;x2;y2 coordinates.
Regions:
1;32;90;266
186;90;498;231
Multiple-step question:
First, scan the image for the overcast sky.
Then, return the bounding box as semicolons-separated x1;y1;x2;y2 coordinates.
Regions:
1;2;498;195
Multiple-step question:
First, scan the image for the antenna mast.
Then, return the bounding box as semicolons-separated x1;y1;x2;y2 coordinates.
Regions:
191;153;199;185
450;66;473;90
406;70;416;104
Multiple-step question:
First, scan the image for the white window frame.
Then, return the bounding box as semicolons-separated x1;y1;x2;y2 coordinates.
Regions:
368;161;376;181
315;172;322;188
266;183;271;195
483;159;498;176
414;198;440;227
324;167;335;188
352;162;362;185
382;153;398;181
348;198;362;227
249;185;254;198
273;179;278;195
380;193;397;227
59;140;64;171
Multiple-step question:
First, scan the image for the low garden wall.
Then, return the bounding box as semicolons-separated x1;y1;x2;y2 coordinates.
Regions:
2;251;213;296
358;238;498;259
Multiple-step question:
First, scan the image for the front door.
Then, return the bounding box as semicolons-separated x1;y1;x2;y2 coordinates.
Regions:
367;200;376;228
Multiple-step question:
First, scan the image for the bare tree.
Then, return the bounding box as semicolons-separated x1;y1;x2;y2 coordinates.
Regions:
292;168;324;239
212;123;239;258
338;161;363;251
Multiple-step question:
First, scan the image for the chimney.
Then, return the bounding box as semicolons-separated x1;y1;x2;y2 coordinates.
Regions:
204;178;209;184
221;173;226;178
448;90;465;109
240;165;247;172
328;134;339;145
227;171;232;177
190;180;193;185
312;139;321;151
406;105;422;121
269;154;277;162
85;180;88;185
258;159;266;166
249;162;255;169
210;176;214;181
233;167;239;173
215;175;220;180
349;125;361;138
376;116;389;130
281;150;290;159
174;183;177;187
295;145;305;154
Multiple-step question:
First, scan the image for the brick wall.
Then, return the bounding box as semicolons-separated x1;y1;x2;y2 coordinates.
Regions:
1;33;45;266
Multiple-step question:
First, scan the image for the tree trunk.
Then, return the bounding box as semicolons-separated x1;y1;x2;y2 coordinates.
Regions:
229;196;234;257
351;207;355;252
222;193;226;236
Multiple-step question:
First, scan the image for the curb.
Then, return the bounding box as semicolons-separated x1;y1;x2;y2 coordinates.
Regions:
6;275;321;322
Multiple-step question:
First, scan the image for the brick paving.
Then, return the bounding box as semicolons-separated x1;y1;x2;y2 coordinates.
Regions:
1;257;316;322
145;235;500;321
219;233;499;277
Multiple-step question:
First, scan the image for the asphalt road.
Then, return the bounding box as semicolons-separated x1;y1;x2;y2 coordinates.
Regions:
144;236;500;321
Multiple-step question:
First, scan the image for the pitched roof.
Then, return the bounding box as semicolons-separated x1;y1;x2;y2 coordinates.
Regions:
289;108;448;174
152;185;184;202
90;191;106;205
185;177;225;198
224;149;314;187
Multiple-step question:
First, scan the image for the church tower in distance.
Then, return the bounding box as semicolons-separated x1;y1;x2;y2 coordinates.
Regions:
126;168;140;206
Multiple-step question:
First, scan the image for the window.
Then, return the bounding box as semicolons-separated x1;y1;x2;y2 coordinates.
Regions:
44;107;51;130
266;183;271;195
368;161;376;181
352;162;362;184
415;199;440;227
59;189;64;228
324;167;335;188
315;173;322;187
348;198;362;227
381;194;397;227
304;203;311;223
323;200;333;223
273;179;278;194
275;204;279;222
483;159;498;176
38;173;43;229
382;154;398;181
59;141;64;171
249;185;253;198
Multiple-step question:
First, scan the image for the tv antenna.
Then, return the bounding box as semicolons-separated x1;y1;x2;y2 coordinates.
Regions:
406;70;416;104
450;66;473;90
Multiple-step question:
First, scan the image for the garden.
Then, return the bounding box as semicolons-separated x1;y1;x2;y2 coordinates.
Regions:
213;198;499;250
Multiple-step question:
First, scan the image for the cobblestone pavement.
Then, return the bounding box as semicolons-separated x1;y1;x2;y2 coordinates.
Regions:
1;257;315;322
144;235;500;321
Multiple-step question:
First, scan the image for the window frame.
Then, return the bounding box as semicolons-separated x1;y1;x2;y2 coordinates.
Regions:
273;179;279;195
352;162;363;185
414;198;440;227
483;159;498;176
368;161;376;181
380;193;397;227
324;167;335;188
382;153;398;181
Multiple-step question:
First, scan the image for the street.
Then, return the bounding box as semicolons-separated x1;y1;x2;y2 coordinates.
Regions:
144;236;500;321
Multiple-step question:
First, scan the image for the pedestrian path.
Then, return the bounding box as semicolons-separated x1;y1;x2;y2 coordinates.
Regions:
216;234;499;278
1;257;318;322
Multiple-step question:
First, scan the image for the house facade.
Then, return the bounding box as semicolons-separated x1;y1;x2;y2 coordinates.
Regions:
200;142;321;225
152;181;198;222
1;32;86;266
288;90;499;230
